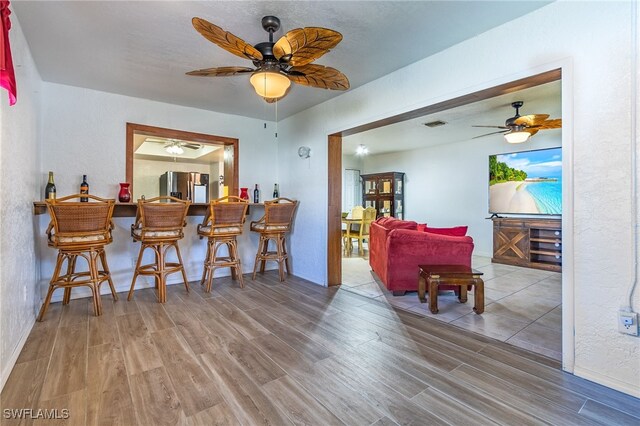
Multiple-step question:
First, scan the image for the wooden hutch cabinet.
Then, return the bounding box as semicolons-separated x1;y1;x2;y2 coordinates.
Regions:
361;172;405;219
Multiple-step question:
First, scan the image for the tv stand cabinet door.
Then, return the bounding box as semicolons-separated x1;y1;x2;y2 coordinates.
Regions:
492;220;530;267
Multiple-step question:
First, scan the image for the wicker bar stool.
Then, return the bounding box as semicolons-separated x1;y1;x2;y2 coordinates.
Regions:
128;196;190;303
250;198;299;282
197;196;249;292
38;194;117;321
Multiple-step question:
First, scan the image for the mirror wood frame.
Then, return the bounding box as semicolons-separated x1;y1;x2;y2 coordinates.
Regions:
126;122;239;200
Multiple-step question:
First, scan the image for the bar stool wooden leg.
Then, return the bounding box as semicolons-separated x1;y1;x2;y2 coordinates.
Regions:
62;254;76;305
201;240;212;286
252;236;264;280
174;242;189;293
99;250;118;301
260;237;269;273
88;250;102;316
231;239;244;288
276;236;285;282
128;245;145;301
282;235;291;275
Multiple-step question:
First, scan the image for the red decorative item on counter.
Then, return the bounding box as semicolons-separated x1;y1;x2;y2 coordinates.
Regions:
239;187;249;200
118;182;131;203
0;1;17;105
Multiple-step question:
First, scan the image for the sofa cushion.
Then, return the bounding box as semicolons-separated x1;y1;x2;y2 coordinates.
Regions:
423;225;468;237
376;217;418;230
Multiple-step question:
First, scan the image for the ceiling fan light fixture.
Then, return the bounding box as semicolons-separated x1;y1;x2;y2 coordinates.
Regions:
504;131;530;144
165;144;184;155
356;144;369;156
249;70;291;99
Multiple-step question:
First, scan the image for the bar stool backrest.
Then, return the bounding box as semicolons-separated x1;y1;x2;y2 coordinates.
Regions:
264;198;299;231
45;194;115;248
134;196;190;240
210;196;249;227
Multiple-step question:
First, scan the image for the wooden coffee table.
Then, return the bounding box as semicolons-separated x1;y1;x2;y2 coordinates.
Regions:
418;264;484;314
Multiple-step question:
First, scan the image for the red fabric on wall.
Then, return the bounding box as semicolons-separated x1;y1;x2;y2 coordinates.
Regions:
0;1;17;105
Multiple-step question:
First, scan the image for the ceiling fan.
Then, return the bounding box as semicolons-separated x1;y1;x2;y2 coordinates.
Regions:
144;138;201;155
186;16;349;102
473;101;562;143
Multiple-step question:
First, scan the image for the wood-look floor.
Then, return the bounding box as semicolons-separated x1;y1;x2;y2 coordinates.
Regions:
2;272;639;426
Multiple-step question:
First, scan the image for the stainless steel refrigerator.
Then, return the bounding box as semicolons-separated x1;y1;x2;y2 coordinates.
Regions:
159;172;209;203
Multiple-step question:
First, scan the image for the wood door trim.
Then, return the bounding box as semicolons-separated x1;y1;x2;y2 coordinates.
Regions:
326;68;561;286
125;123;239;198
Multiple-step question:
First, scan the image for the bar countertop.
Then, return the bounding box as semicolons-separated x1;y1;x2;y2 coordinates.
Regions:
33;201;264;217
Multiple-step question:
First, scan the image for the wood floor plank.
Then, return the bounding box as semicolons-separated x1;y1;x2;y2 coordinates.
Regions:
250;333;317;374
88;295;119;347
151;328;224;416
579;399;640;425
116;312;163;376
135;289;175;332
39;323;87;400
113;294;140;316
285;361;385;426
450;363;600;425
129;366;182;426
223;338;287;385
479;345;640;417
163;301;227;354
59;297;90;328
215;287;263;311
411;387;499;426
15;304;62;364
317;356;450;426
206;297;270;340
185;401;241;426
38;389;87;426
0;358;49;425
245;308;334;362
199;350;292;425
261;375;346;425
370;416;400;426
86;342;136;426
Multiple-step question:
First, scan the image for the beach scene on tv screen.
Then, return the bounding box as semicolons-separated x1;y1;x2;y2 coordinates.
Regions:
489;147;562;215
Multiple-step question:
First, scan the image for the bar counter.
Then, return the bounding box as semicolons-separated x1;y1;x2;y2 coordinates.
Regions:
33;200;269;303
33;201;264;216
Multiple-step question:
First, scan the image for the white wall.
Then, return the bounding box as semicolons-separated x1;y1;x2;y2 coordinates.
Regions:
37;83;279;301
361;133;561;256
0;16;42;389
277;1;640;396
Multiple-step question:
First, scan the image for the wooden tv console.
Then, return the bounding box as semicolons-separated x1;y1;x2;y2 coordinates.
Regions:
492;217;562;272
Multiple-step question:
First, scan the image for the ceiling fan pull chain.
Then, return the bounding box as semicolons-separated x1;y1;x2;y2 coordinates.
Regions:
275;98;278;138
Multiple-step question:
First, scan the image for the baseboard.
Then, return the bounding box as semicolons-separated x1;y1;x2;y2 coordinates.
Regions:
1;316;35;392
573;366;640;398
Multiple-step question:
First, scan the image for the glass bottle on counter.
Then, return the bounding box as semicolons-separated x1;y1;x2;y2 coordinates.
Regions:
44;171;56;200
80;175;89;202
272;183;279;198
253;184;260;203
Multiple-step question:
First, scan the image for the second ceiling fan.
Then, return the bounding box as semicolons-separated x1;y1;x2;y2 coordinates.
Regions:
473;101;562;143
186;16;350;102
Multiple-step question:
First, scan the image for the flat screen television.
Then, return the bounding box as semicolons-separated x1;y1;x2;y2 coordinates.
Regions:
489;146;562;215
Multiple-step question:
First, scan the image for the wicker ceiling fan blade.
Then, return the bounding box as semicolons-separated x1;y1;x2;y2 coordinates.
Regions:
514;113;550;127
535;118;562;129
472;125;509;129
273;27;343;66
287;64;350;90
182;143;201;149
472;130;509;139
524;129;540;137
186;66;255;77
192;17;263;61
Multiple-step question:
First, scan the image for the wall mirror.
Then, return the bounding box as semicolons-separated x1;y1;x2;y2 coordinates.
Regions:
126;123;239;202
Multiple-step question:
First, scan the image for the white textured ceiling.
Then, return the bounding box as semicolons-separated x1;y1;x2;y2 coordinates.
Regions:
13;1;550;120
343;80;562;155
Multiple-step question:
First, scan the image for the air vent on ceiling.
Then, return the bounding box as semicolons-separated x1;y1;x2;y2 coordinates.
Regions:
423;120;447;128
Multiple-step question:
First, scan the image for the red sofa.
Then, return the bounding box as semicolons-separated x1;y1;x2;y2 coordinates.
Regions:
369;218;475;295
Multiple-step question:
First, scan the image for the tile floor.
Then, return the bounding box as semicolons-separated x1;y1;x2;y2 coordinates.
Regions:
341;248;562;361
